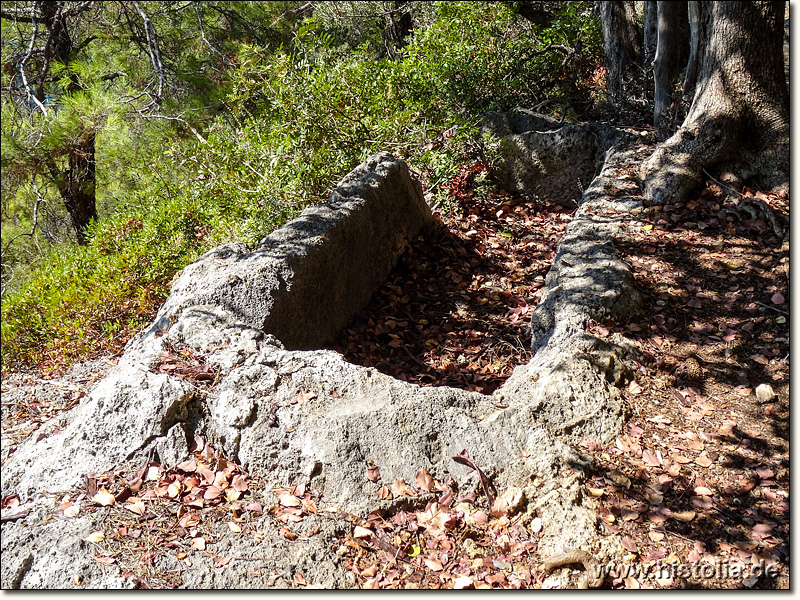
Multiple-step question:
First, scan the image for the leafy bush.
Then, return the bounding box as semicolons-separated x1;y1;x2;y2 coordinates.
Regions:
1;1;604;373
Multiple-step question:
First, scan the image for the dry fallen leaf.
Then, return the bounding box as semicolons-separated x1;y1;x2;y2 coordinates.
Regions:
168;481;181;498
624;576;641;589
85;531;105;544
648;530;665;542
297;390;317;404
197;466;216;486
92;488;116;506
424;558;444;571
751;523;773;540
228;521;242;533
213;556;231;567
642;449;661;467
64;503;81;518
366;466;381;483
470;510;489;525
646;511;668;524
621;536;638;552
191;537;206;551
204;486;223;500
672;453;692;465
177;460;197;473
605;470;631;489
278;493;301;508
627;380;643;394
755;466;775;479
179;512;200;528
361;565;379;577
648;415;672;425
362;577;380;589
601;513;616;523
391;478;415;497
490;495;510;518
672;510;696;522
213;471;228;488
621;508;639;521
232;474;248;492
125;500;146;515
415;468;435;492
353;526;372;539
695;454;714;468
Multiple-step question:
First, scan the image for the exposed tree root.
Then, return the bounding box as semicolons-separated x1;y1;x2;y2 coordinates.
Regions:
640;108;740;206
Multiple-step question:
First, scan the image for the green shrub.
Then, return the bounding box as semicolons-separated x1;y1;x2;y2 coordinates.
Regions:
1;2;604;373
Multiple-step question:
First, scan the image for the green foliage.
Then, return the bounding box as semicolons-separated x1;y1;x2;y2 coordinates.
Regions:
2;1;605;373
1;144;304;372
402;2;538;119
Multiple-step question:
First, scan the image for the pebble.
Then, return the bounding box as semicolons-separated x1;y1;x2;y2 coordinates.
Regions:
755;383;776;403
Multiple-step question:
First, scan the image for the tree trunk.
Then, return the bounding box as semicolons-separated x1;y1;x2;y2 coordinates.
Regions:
597;1;642;106
39;1;99;244
652;1;686;134
642;1;658;69
59;134;98;246
641;1;788;205
382;0;413;60
510;1;558;28
682;1;702;98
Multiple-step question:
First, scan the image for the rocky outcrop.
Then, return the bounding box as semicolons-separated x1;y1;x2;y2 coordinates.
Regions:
1;136;649;589
134;152;432;350
482;110;630;208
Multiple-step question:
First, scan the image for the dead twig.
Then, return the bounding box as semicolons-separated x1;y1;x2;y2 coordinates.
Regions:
542;549;602;589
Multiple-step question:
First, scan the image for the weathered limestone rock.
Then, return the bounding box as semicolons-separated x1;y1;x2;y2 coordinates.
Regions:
133;152;432;350
2;139;649;588
500;144;648;447
482;110;607;207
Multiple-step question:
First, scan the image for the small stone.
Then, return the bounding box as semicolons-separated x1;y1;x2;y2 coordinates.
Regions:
498;487;525;516
755;384;776;403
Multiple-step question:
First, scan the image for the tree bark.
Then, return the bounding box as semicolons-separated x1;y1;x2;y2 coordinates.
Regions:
682;1;702;99
40;0;98;244
652;1;686;134
597;1;642;107
641;1;788;205
642;1;658;69
382;0;413;60
60;134;98;246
